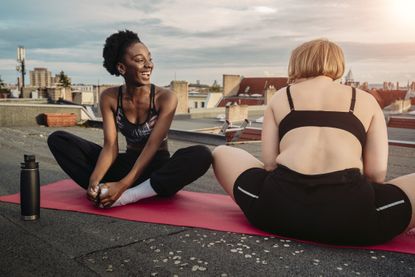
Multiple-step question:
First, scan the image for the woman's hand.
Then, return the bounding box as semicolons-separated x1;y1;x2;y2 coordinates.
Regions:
87;182;100;202
99;181;128;208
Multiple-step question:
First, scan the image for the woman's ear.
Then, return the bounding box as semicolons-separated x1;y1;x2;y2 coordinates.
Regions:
117;62;126;76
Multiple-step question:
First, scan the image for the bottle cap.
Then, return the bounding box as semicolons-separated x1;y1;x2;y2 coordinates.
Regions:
21;154;38;169
24;155;36;163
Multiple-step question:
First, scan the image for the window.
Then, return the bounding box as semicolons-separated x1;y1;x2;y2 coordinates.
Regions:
201;102;205;108
194;102;198;108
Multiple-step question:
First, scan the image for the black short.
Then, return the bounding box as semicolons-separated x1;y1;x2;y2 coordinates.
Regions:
234;165;412;245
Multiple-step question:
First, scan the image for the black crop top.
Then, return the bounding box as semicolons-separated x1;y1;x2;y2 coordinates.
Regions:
115;84;159;145
278;86;366;148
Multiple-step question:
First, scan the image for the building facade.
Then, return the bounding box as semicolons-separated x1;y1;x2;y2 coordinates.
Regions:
29;68;53;88
188;92;222;109
218;75;288;107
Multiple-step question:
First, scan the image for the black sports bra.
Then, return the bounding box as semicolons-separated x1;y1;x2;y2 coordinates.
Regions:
115;84;159;145
278;86;366;148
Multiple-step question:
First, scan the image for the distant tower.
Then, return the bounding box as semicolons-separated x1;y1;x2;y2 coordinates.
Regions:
29;67;53;88
344;69;359;88
170;80;189;114
345;69;354;83
223;74;241;97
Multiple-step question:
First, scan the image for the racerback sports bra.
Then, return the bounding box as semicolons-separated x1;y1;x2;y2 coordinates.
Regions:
115;84;159;146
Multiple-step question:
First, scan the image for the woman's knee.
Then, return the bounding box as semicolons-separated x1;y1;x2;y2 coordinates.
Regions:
212;146;231;176
212;145;231;158
212;145;236;167
189;145;213;172
194;145;212;162
177;145;213;166
47;130;69;148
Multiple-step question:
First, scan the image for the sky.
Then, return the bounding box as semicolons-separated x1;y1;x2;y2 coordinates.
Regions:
1;0;415;86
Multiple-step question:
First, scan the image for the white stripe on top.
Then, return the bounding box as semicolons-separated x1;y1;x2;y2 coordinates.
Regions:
376;200;405;211
237;186;259;199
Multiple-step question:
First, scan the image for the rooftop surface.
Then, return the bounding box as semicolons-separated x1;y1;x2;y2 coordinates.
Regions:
171;117;264;131
1;124;415;276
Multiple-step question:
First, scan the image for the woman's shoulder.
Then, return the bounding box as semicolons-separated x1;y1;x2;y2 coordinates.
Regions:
352;86;380;108
267;86;291;118
154;85;172;94
154;85;178;110
99;86;121;109
267;85;290;106
100;86;120;100
154;85;176;100
271;86;289;100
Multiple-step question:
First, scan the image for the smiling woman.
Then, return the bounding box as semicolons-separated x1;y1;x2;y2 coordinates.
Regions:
47;29;212;209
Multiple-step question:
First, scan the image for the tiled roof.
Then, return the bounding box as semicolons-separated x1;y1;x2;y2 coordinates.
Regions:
388;117;415;129
237;77;288;96
216;77;288;107
367;89;410;108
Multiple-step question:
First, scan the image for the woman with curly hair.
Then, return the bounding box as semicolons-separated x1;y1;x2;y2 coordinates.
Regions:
212;38;414;245
48;30;212;208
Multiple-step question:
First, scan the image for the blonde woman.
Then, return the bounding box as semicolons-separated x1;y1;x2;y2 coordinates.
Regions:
213;39;414;245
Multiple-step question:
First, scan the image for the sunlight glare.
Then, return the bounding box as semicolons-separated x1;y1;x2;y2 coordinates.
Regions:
392;0;415;23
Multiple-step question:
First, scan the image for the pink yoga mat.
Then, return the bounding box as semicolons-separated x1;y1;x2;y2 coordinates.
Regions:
1;179;414;254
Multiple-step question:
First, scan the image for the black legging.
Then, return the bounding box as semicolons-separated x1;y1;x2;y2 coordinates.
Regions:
47;130;212;196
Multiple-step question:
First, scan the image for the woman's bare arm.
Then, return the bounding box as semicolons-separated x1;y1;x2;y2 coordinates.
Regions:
363;96;388;183
88;89;119;189
261;100;279;171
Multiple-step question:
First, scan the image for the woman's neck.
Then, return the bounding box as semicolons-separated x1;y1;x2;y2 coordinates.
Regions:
123;84;150;99
294;75;333;84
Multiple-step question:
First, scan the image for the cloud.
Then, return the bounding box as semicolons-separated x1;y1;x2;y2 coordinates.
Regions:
142;0;280;33
1;0;415;85
254;6;277;14
341;42;415;62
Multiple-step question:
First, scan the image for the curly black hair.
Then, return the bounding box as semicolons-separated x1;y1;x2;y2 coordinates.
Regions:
102;30;141;76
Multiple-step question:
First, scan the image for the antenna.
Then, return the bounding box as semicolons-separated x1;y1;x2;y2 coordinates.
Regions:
16;46;26;98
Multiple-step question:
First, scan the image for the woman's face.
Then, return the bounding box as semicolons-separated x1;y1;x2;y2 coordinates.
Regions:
120;42;154;86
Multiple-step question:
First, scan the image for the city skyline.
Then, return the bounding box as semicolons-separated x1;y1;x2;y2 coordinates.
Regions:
1;0;415;86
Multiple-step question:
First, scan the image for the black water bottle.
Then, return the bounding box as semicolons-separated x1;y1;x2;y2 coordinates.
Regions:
20;154;40;220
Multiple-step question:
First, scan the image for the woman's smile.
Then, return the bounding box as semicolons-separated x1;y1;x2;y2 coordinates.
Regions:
139;70;151;80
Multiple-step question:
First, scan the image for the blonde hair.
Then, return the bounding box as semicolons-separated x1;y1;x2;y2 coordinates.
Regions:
288;38;345;83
